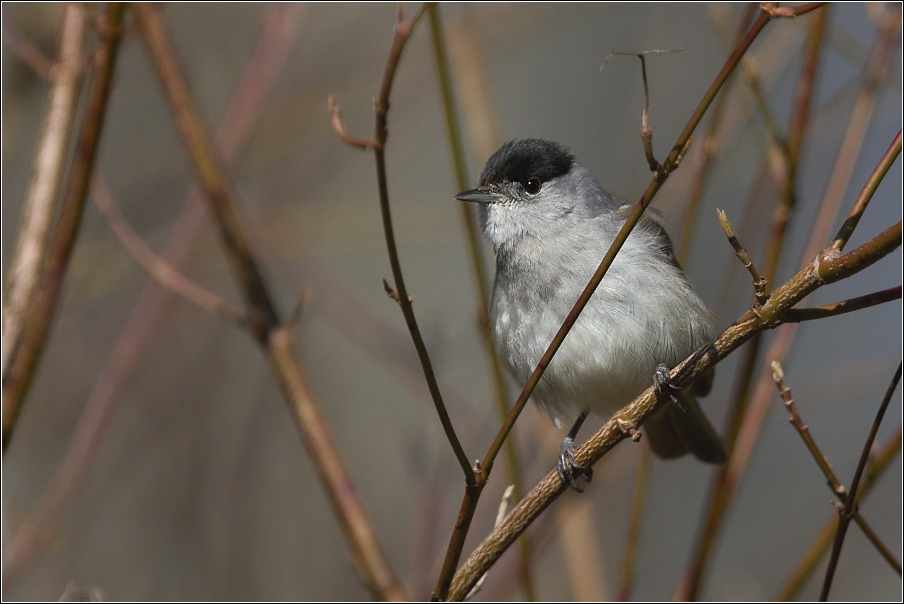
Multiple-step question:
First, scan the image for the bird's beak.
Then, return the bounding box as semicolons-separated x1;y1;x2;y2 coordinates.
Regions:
455;187;501;204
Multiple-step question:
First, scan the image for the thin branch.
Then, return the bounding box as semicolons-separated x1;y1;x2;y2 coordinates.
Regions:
91;175;246;326
328;95;375;149
1;4;305;584
784;286;901;322
134;3;278;342
328;3;473;486
616;444;652;601
677;2;757;264
678;7;897;597
3;3;88;378
602;49;682;175
820;362;902;600
133;4;404;599
803;4;901;265
762;2;828;18
831;130;902;252
447;219;901;600
1;16;56;79
772;361;900;573
718;209;768;308
2;2;125;452
778;428;902;600
427;4;535;600
465;485;515;601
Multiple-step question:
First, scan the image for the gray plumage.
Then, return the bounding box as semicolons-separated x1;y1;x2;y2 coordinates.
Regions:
458;139;726;464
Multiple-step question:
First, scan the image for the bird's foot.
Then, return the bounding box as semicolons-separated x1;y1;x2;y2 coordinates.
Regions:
654;362;684;411
558;436;593;493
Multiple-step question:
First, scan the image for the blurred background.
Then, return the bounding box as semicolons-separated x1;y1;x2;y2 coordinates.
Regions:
2;3;901;601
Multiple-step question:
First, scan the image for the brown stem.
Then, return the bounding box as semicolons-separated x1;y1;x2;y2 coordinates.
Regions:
718;209;768;307
778;428;902;600
1;4;304;585
831;130;902;253
134;4;404;599
2;3;88;378
678;7;898;597
762;2;828;18
772;361;900;571
134;3;278;343
427;5;535;599
1;16;56;79
784;286;901;322
2;2;125;452
820;362;902;600
91;175;246;326
330;3;473;484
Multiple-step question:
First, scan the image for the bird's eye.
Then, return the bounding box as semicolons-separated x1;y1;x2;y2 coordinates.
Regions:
524;179;541;194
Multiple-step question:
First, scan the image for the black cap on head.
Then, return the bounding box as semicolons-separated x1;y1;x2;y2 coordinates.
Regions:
479;139;575;186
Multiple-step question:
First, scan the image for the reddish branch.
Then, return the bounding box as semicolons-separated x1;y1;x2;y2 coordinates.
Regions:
134;4;404;599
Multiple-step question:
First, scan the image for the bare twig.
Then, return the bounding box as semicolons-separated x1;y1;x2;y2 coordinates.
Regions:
677;6;898;597
718;209;768;308
762;2;828;19
677;2;757;264
831;130;903;252
91;176;246;326
134;4;404;599
804;4;901;264
820;362;902;600
328;95;375;149
602;49;682;176
1;16;56;79
3;4;88;378
778;428;902;600
427;5;535;599
465;485;515;600
2;2;125;452
331;3;473;489
784;286;901;322
1;4;303;584
772;361;900;572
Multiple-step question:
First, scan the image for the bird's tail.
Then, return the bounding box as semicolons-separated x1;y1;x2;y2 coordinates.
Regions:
643;391;727;464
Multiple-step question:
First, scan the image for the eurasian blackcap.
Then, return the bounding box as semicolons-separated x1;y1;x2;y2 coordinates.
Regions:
456;139;726;490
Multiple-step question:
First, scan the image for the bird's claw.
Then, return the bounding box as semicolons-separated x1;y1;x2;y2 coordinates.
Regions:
654;362;684;411
558;437;593;492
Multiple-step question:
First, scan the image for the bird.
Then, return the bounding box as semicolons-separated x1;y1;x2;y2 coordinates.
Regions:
456;139;726;491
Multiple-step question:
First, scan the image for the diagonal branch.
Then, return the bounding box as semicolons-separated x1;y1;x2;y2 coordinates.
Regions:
2;2;125;452
2;3;88;379
1;4;306;586
820;362;902;600
771;362;901;574
133;4;404;599
91;175;246;326
784;286;901;322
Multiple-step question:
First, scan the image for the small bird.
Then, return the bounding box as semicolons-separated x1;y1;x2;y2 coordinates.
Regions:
456;139;726;490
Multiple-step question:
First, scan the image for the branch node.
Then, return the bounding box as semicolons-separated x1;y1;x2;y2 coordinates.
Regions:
617;418;643;442
718;209;768;308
